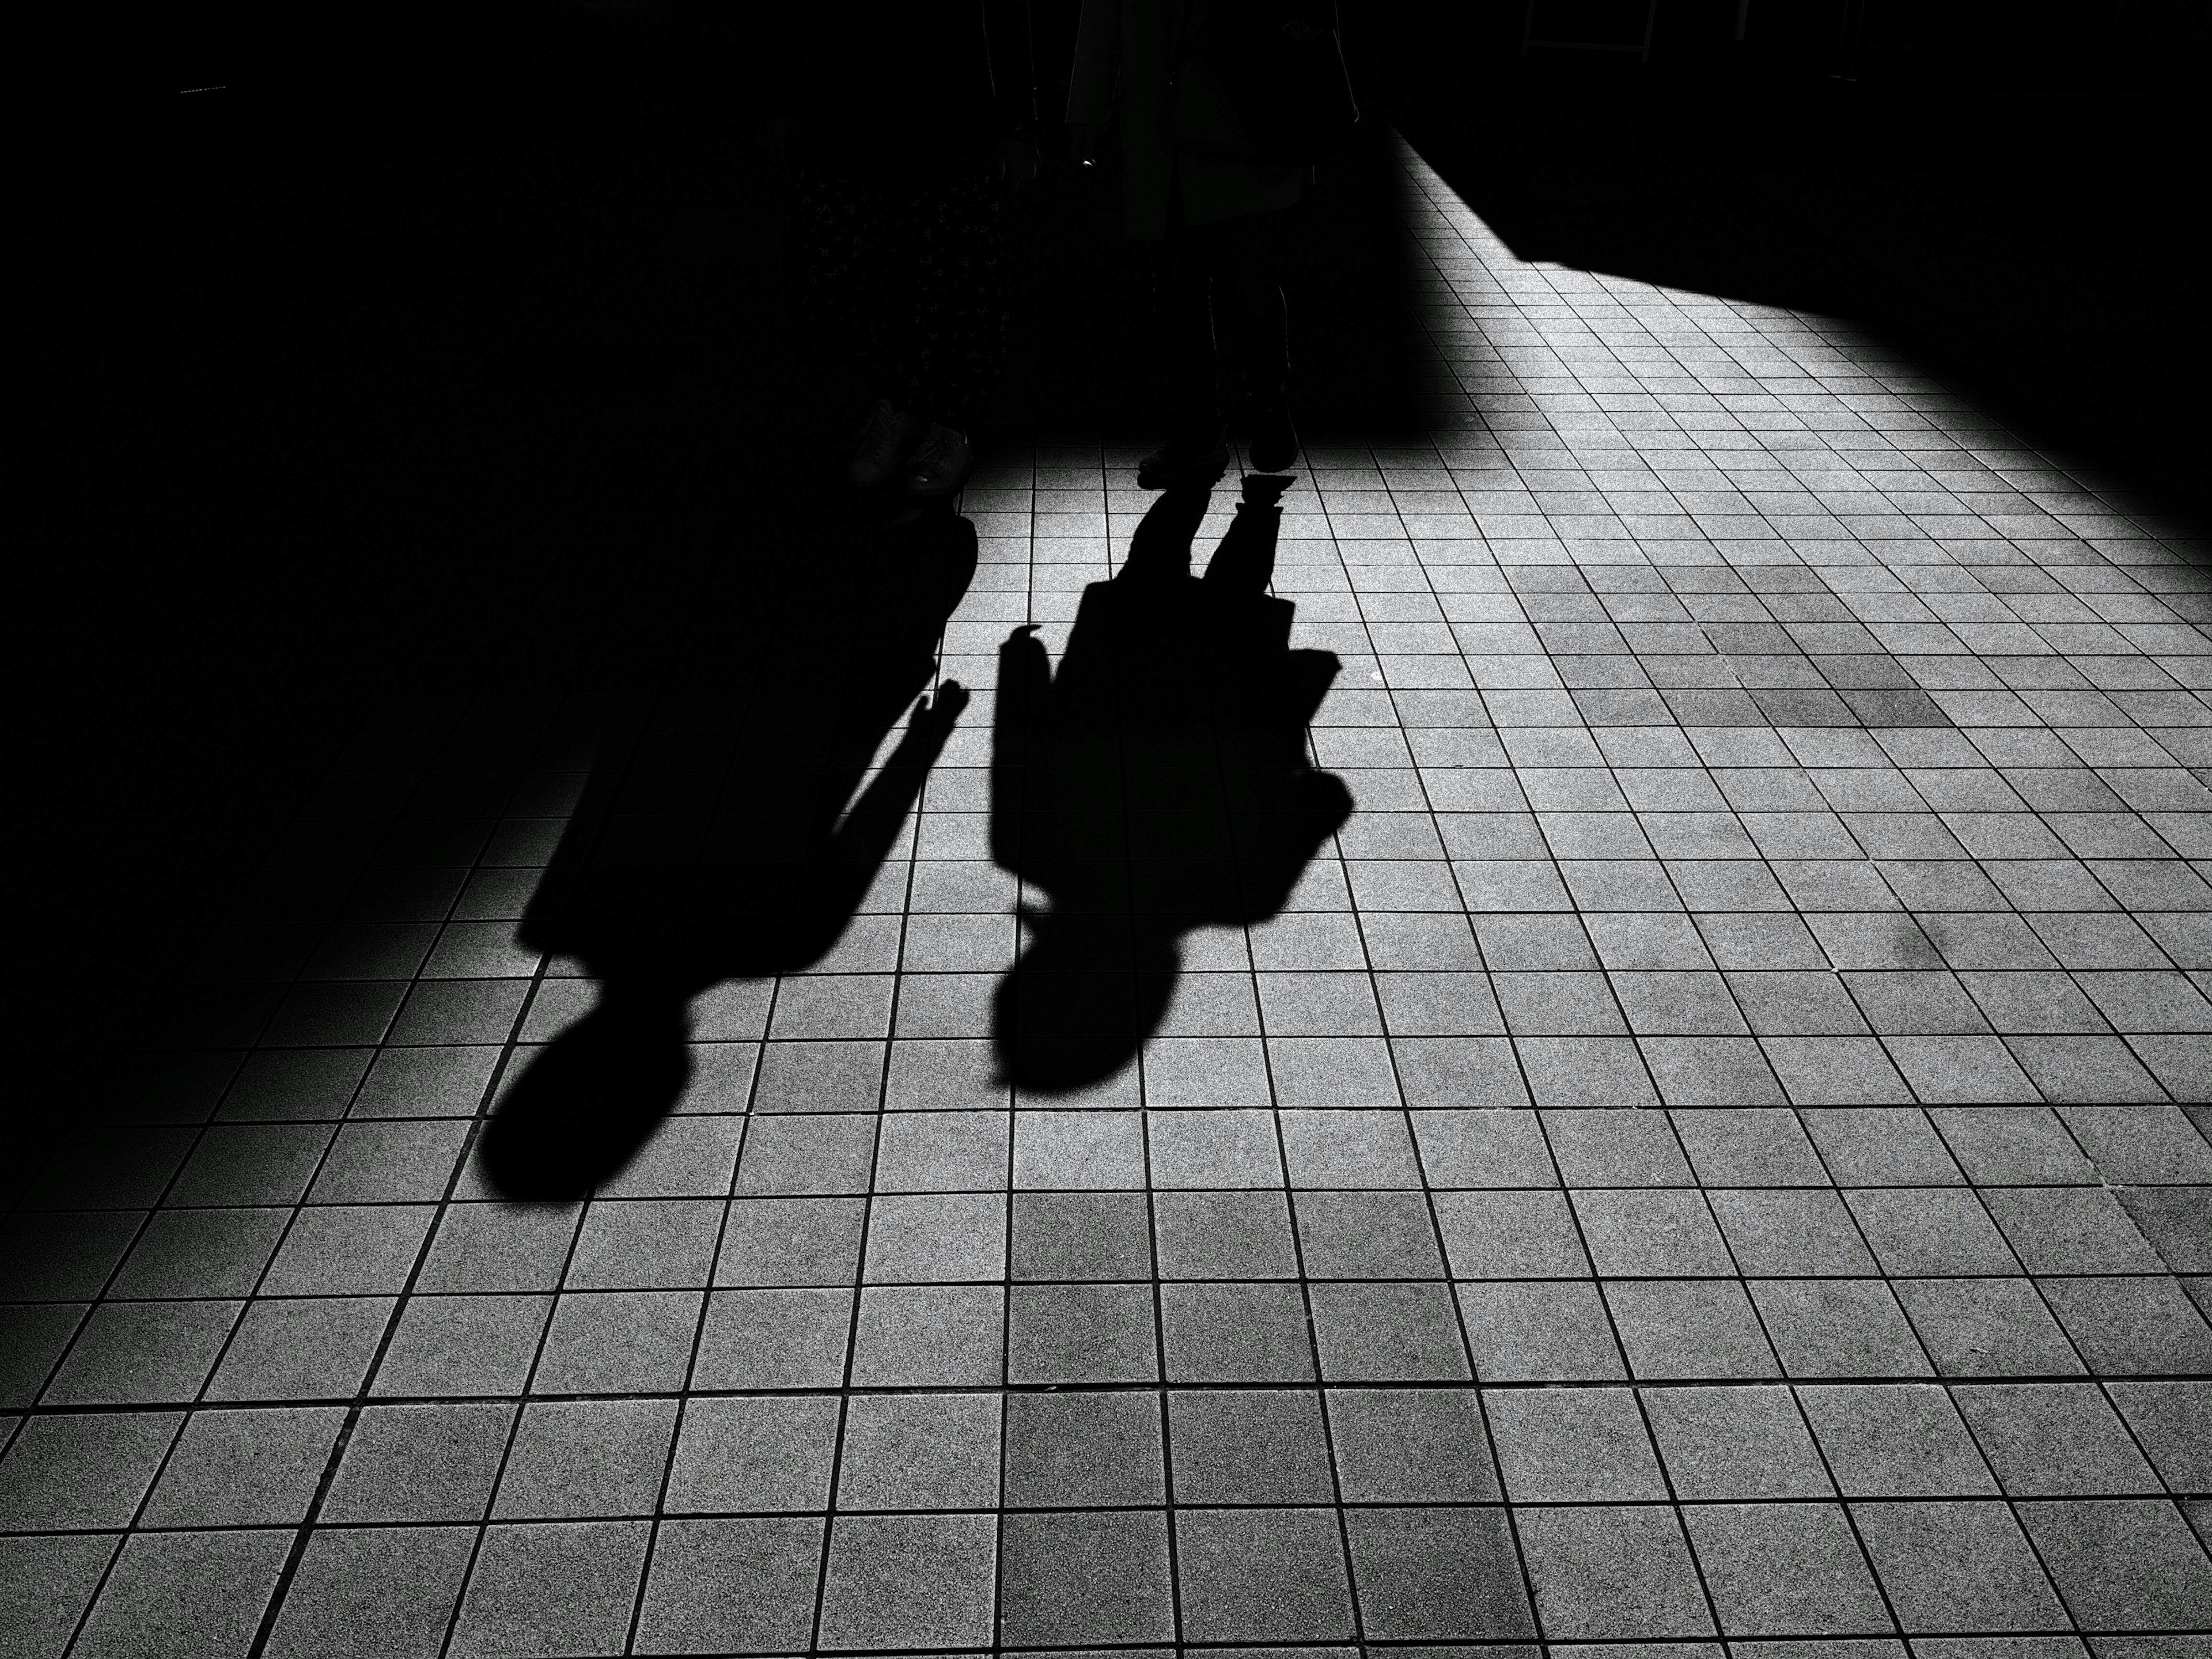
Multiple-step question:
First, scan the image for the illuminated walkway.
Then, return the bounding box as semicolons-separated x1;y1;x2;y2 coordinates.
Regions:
3;133;2209;1656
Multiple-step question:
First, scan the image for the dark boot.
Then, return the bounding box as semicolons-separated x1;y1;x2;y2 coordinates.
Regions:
1249;389;1298;473
1137;420;1231;490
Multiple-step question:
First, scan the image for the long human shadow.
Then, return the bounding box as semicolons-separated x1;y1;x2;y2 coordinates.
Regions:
992;474;1353;1092
480;507;977;1199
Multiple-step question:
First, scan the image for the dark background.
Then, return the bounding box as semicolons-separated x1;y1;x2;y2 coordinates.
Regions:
10;0;2207;1152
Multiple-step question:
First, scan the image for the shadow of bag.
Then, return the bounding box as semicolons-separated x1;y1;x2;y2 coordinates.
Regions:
1210;3;1359;167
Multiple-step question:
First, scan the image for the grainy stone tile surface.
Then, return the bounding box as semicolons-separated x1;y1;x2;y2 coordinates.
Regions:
7;129;2211;1657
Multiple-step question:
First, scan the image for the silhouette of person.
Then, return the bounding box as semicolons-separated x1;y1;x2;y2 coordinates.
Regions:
778;4;1039;499
1067;0;1351;488
991;474;1351;1091
481;514;978;1199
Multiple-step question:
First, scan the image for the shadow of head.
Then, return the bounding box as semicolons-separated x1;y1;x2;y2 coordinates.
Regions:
477;987;694;1202
992;908;1181;1094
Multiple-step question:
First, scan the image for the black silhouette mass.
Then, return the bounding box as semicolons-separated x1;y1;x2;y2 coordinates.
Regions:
992;474;1351;1092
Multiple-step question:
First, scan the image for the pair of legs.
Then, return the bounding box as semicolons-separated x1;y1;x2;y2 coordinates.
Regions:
789;149;1007;435
1153;187;1294;449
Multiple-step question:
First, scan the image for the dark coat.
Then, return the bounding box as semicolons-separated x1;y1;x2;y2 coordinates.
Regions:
779;2;1037;176
1068;0;1336;240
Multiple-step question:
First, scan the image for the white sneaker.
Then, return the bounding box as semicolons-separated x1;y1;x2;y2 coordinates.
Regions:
849;399;924;487
903;423;974;499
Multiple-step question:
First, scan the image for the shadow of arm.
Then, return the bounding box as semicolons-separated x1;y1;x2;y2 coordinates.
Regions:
819;684;970;910
992;626;1051;874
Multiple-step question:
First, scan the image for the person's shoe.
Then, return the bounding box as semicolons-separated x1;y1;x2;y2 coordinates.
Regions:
904;423;975;498
849;398;925;488
1249;394;1298;473
1137;422;1230;490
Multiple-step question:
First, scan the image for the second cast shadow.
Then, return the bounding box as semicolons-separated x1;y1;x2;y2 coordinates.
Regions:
481;509;977;1200
993;474;1353;1093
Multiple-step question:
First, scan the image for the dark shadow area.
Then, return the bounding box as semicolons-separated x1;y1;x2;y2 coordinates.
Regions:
6;2;1433;1170
1010;115;1437;448
16;0;2210;1166
481;510;976;1199
7;5;806;1160
992;475;1351;1091
1361;0;2212;524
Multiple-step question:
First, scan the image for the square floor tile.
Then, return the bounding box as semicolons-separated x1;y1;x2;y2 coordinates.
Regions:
1342;1504;1535;1640
0;1410;182;1529
1459;1280;1626;1381
1308;1280;1470;1380
836;1391;1000;1510
714;1195;865;1287
1279;1109;1423;1187
323;1402;514;1523
632;1516;823;1656
1168;1388;1333;1503
999;1508;1176;1646
374;1294;550;1396
1751;1279;1931;1378
43;1300;238;1405
1175;1506;1356;1643
1952;1381;2162;1495
1488;1385;1666;1502
1642;1384;1832;1499
75;1528;293;1659
0;1533;121;1656
1011;1190;1152;1280
1152;1190;1298;1279
1545;1108;1695;1186
1574;1187;1734;1275
816;1511;998;1650
664;1393;839;1514
1434;1188;1590;1277
264;1525;475;1659
1325;1385;1499;1502
1007;1281;1156;1384
415;1205;579;1294
863;1192;1007;1283
207;1296;395;1401
850;1285;1003;1386
1801;1108;1963;1185
1411;1107;1559;1186
450;1519;650;1659
1293;1189;1446;1278
2108;1380;2212;1491
1160;1281;1316;1382
1798;1383;1995;1497
1518;1503;1715;1639
1002;1389;1165;1508
2040;1275;2212;1374
1608;1280;1778;1380
493;1397;678;1520
141;1405;343;1526
531;1290;700;1393
1684;1502;1891;1637
690;1289;852;1389
2016;1498;2212;1631
1852;1500;2068;1633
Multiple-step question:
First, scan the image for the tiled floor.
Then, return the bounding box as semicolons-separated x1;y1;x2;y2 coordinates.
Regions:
5;132;2211;1656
